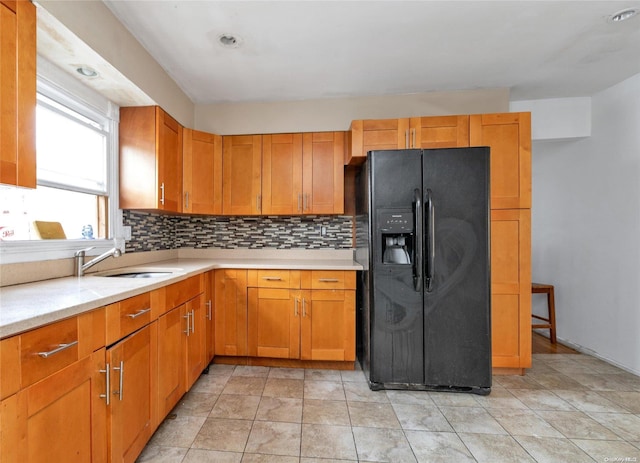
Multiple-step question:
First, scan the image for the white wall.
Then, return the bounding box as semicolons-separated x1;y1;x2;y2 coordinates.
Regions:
195;88;510;134
531;72;640;374
37;0;195;127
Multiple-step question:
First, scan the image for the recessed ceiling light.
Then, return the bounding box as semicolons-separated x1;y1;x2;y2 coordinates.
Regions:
609;8;638;22
76;66;98;78
218;33;242;48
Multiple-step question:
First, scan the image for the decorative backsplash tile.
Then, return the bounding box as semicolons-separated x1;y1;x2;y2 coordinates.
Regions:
123;211;353;253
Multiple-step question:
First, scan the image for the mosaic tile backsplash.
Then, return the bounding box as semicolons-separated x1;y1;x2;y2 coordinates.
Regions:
123;211;354;253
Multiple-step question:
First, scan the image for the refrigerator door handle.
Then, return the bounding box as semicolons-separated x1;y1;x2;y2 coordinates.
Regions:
426;188;435;293
413;188;423;292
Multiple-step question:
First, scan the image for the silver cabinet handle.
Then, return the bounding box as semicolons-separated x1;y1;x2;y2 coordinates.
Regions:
160;182;165;205
113;360;124;401
190;309;195;334
303;194;309;212
206;300;212;321
127;308;151;319
294;297;299;317
302;298;307;317
261;276;282;281
185;191;189;210
184;312;191;336
411;128;416;148
297;194;302;213
256;195;262;212
38;340;78;358
317;278;339;283
100;363;110;405
405;129;410;148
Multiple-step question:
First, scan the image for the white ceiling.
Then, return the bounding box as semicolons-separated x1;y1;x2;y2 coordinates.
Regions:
100;1;640;105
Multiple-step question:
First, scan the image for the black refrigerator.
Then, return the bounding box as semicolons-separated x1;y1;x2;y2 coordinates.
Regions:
355;147;491;395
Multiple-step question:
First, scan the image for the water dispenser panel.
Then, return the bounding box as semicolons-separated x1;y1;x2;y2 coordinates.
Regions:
378;211;413;233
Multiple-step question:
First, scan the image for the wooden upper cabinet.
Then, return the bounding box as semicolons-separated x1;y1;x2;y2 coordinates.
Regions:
346;116;469;165
119;106;183;212
0;0;36;188
262;133;303;215
470;112;531;209
183;128;222;214
346;119;408;165
302;132;344;214
222;135;262;215
410;115;469;149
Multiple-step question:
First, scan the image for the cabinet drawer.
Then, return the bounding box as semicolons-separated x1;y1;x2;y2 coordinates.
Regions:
106;292;152;345
250;270;301;289
301;271;356;290
20;317;79;388
165;275;202;309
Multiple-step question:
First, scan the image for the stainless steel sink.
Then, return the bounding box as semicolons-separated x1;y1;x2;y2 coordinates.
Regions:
104;271;172;278
95;267;183;278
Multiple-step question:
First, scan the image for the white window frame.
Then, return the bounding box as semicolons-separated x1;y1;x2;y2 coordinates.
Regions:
0;57;125;264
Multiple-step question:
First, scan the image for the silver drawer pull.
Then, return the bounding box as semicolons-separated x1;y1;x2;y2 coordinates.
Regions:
262;276;282;281
38;341;78;358
318;278;339;283
127;308;151;319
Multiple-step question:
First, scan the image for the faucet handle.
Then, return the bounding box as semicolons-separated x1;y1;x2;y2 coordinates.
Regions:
74;246;95;257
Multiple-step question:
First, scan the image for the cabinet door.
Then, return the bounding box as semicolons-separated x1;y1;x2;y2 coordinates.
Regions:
222;135;262;215
0;349;107;463
470;112;531;209
262;133;303;215
248;288;300;359
214;269;248;356
411;115;469;149
185;294;207;389
300;290;355;361
107;323;156;463
157;107;183;212
491;209;531;370
183;128;222;214
347;119;408;164
157;305;186;419
204;271;215;364
0;0;35;188
302;132;344;214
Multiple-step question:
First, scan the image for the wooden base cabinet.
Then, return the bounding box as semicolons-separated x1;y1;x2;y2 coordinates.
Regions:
300;289;355;361
1;349;107;463
491;209;531;370
245;270;356;362
214;269;249;356
106;322;157;463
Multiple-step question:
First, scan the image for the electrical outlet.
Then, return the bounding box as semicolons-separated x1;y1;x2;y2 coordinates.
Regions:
320;226;328;236
123;226;132;241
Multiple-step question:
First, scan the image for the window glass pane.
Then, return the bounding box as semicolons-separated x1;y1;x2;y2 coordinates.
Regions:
36;96;108;194
0;186;104;241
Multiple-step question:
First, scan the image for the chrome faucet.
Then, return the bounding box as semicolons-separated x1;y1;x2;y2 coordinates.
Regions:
75;246;122;276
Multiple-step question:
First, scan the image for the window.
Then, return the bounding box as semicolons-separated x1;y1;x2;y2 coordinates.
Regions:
0;57;121;263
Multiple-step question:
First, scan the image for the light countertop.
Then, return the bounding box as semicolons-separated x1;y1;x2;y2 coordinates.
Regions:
0;249;362;339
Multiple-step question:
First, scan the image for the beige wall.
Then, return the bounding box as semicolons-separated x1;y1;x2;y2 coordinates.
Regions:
195;88;510;135
37;0;195;127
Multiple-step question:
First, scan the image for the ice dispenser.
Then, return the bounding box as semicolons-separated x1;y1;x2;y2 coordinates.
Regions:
378;209;414;264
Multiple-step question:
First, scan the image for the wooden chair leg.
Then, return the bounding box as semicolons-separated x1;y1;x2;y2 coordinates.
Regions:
547;287;557;344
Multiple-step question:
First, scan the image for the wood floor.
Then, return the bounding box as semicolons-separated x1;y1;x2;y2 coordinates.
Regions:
531;331;579;354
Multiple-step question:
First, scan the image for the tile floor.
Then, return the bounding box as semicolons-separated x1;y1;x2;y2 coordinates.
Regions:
138;354;640;463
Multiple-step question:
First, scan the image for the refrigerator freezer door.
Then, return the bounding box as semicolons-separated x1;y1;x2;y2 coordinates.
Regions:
422;147;491;390
368;150;424;386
